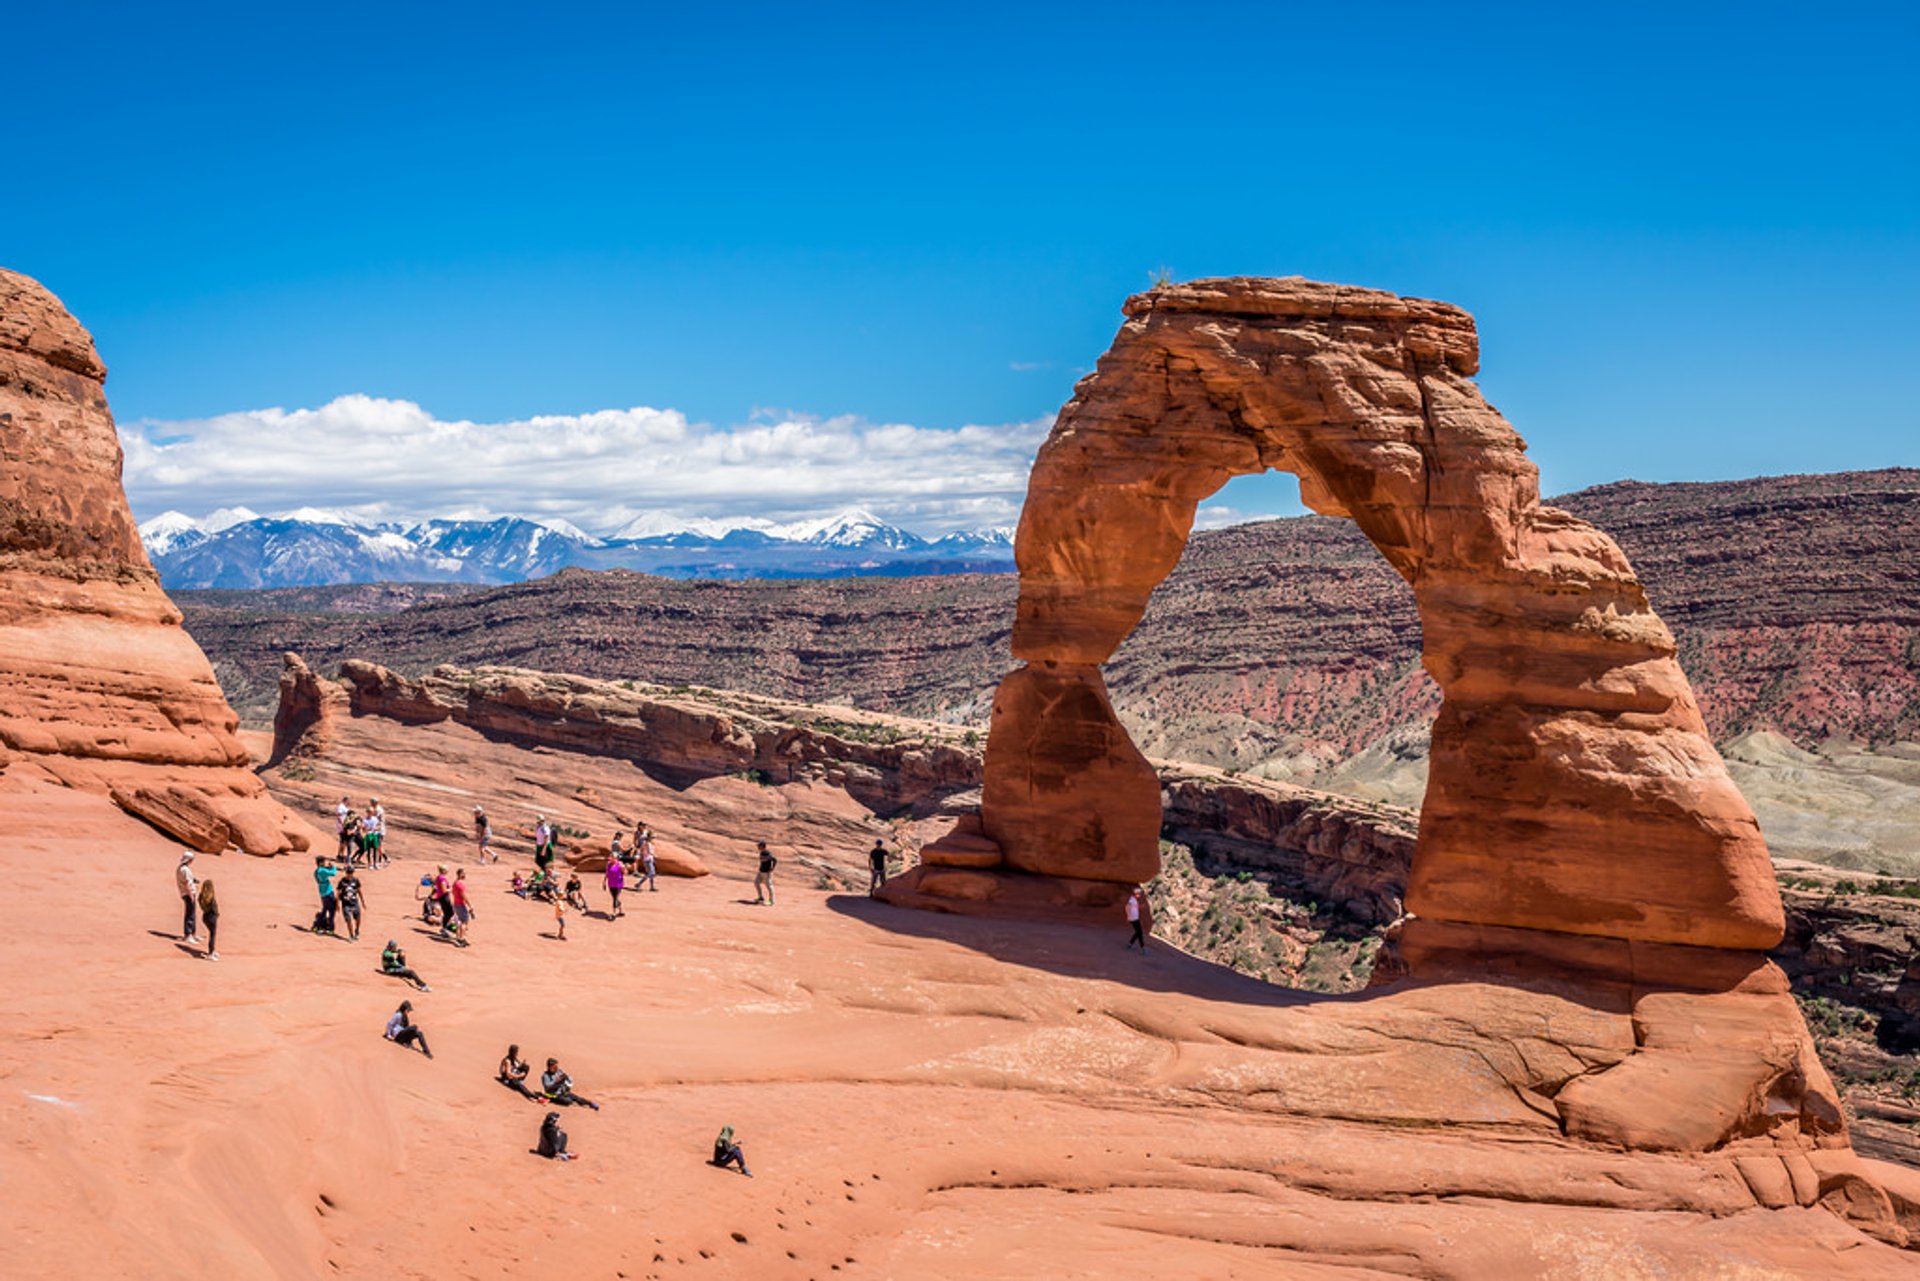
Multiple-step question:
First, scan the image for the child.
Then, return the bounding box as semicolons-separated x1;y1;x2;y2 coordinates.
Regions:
553;892;568;941
511;869;527;898
564;873;588;913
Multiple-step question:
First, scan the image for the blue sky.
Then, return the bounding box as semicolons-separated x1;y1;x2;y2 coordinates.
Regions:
5;2;1916;532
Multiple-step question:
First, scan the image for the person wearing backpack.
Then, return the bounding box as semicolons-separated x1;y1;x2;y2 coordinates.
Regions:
753;842;778;906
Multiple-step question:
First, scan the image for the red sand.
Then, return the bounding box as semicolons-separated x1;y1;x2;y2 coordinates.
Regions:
5;773;1913;1279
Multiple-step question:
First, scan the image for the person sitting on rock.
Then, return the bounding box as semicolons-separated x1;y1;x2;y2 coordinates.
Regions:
537;1111;574;1161
541;1058;600;1110
710;1125;752;1177
381;940;431;991
499;1044;539;1100
385;1000;433;1058
564;872;589;913
510;869;528;898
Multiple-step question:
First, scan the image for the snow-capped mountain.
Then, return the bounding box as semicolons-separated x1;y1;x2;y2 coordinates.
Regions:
140;507;1015;588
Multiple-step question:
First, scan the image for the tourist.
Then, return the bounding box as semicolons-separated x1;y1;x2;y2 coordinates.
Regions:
365;798;387;867
553;890;569;941
564;872;589;914
339;811;363;866
1125;885;1149;952
710;1125;752;1177
384;999;432;1058
499;1045;539;1100
537;1111;575;1161
610;830;626;872
337;865;366;941
510;868;528;898
334;795;351;858
415;872;440;923
474;805;493;863
638;824;657;892
432;865;457;940
533;816;555;873
314;855;341;934
176;849;200;943
381;939;431;991
197;876;220;961
541;1058;600;1110
450;867;474;945
754;841;777;906
604;851;626;919
868;839;890;896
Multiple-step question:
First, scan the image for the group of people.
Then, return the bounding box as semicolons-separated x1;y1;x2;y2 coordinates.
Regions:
415;864;475;945
334;795;389;868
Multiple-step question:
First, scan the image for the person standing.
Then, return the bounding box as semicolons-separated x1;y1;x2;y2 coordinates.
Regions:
638;825;657;892
384;1000;433;1058
337;866;366;941
176;850;200;943
334;796;352;859
753;841;777;906
867;839;890;896
432;865;457;940
314;856;342;934
533;817;555;874
197;876;220;960
450;867;474;946
473;806;493;863
610;830;626;871
1125;886;1149;952
604;852;626;919
365;798;386;867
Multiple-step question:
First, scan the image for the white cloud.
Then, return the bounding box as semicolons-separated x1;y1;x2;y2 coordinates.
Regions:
119;394;1054;537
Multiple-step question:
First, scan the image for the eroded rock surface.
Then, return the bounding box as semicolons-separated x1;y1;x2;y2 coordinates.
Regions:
0;269;315;855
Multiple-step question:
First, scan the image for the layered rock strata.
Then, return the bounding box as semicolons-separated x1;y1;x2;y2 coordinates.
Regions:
0;269;314;855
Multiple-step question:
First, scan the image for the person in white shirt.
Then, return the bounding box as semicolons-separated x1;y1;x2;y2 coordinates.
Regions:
1125;886;1149;952
175;850;200;942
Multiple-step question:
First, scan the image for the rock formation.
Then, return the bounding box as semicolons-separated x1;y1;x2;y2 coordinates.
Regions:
0;268;316;855
878;277;1870;1186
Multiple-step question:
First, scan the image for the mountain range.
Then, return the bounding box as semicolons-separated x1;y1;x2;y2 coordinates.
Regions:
138;506;1015;588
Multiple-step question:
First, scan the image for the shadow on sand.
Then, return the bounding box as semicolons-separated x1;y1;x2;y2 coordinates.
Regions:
824;893;1350;1012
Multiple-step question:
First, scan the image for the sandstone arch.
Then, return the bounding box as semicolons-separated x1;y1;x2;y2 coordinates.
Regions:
975;276;1782;952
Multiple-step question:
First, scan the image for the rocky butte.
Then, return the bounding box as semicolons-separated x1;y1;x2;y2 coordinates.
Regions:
0;268;316;854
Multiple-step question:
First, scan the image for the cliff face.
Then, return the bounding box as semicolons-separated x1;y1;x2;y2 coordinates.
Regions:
0;269;316;855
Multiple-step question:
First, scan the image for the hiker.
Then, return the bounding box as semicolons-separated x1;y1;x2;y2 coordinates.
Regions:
415;873;440;923
604;852;626;919
564;872;589;914
366;798;387;866
337;866;366;941
197;877;220;961
474;806;493;863
537;1112;574;1161
710;1125;752;1177
1125;885;1150;952
533;817;555;873
176;850;200;943
868;839;890;896
754;841;777;906
450;867;474;945
499;1045;540;1100
314;855;341;934
541;1058;600;1110
381;940;431;991
334;795;352;858
638;824;658;892
432;866;457;940
384;999;433;1058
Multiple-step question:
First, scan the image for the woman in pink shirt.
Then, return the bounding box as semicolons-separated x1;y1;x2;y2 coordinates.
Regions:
603;852;626;919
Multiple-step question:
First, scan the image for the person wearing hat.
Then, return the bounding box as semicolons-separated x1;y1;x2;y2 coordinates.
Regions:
537;1111;574;1161
175;850;200;943
381;939;431;991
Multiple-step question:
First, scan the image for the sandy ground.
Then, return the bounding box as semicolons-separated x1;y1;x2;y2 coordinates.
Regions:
4;772;1916;1280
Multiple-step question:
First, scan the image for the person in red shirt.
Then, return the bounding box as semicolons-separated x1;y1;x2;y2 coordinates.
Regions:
450;867;474;946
